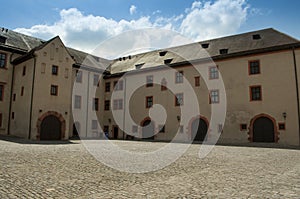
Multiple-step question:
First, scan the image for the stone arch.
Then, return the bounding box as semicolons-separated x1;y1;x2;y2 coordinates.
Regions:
36;111;66;140
248;113;279;143
188;115;210;141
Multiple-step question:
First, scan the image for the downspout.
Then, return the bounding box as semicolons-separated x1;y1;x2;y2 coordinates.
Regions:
28;56;37;139
85;71;90;138
292;47;300;146
122;77;126;140
8;53;15;135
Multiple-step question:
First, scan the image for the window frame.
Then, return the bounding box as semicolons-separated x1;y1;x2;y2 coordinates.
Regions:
240;124;247;131
194;76;200;87
52;65;58;75
91;120;98;130
93;74;99;86
0;53;7;69
248;60;260;75
105;82;111;92
146;96;153;108
76;70;83;83
278;122;286;130
22;66;26;76
0;85;4;101
209;89;220;104
74;95;82;109
249;85;262;101
209;66;219;80
50;85;58;96
146;75;153;87
114;80;124;91
175;71;184;84
113;99;123;110
93;98;99;111
104;100;110;111
175;93;184;106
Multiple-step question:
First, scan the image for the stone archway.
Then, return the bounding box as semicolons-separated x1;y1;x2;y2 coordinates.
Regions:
188;115;209;142
249;113;279;143
36;111;66;140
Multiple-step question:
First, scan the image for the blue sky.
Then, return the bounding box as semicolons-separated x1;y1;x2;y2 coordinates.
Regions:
1;0;299;56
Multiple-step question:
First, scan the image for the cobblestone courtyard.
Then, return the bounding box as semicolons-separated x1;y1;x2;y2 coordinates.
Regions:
0;138;299;198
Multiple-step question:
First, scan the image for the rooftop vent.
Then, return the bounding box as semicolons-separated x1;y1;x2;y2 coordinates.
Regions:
122;57;126;61
201;43;209;49
135;63;145;69
0;36;7;44
252;34;261;40
219;49;228;55
164;58;173;65
128;55;132;59
118;57;122;61
159;51;167;56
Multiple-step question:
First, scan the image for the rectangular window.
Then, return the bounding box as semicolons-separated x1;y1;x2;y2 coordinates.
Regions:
209;90;219;104
21;86;24;96
93;98;99;111
209;66;219;79
146;75;153;87
132;125;138;134
13;93;16;101
0;53;6;68
249;60;260;75
146;96;153;108
240;124;247;131
278;123;286;130
74;95;81;109
103;125;109;133
179;125;184;133
195;76;200;87
158;125;165;133
105;82;111;92
113;99;123;110
92;120;98;130
175;71;183;83
52;65;58;75
104;100;110;111
50;85;58;96
0;113;2;127
11;112;15;120
114;80;124;91
175;93;184;106
93;74;99;86
76;70;83;83
250;86;262;101
22;66;26;76
0;85;3;101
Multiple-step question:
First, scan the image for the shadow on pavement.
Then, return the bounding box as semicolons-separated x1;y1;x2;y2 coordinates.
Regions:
0;135;78;145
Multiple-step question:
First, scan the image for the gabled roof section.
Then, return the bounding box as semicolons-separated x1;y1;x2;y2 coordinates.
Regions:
109;28;300;74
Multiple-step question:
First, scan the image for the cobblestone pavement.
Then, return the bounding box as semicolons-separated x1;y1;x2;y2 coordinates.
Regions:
0;138;299;198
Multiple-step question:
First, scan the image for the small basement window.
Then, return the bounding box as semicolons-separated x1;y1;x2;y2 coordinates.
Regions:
278;123;286;130
219;49;228;55
240;124;247;131
252;34;261;40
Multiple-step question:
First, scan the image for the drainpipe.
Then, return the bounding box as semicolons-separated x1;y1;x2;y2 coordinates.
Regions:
292;47;300;146
8;53;15;135
28;56;37;139
122;77;127;140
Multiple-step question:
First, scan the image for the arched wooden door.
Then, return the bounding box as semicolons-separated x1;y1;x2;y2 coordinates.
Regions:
142;119;155;140
191;118;208;141
40;115;61;140
253;117;275;142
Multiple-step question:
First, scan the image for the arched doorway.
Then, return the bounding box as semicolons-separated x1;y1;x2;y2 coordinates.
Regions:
141;119;155;140
40;115;61;140
252;116;275;142
72;122;80;138
191;117;208;141
37;111;66;140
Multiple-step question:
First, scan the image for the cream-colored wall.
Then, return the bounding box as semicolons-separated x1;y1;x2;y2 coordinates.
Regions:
10;58;35;138
0;51;20;135
29;38;75;140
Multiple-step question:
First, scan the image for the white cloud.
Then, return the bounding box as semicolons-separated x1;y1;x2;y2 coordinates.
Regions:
130;5;137;15
15;0;250;58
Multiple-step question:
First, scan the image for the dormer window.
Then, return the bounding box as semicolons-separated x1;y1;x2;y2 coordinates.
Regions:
201;43;209;49
164;58;173;65
0;36;7;44
252;34;261;40
219;49;228;55
159;51;167;56
135;63;144;69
